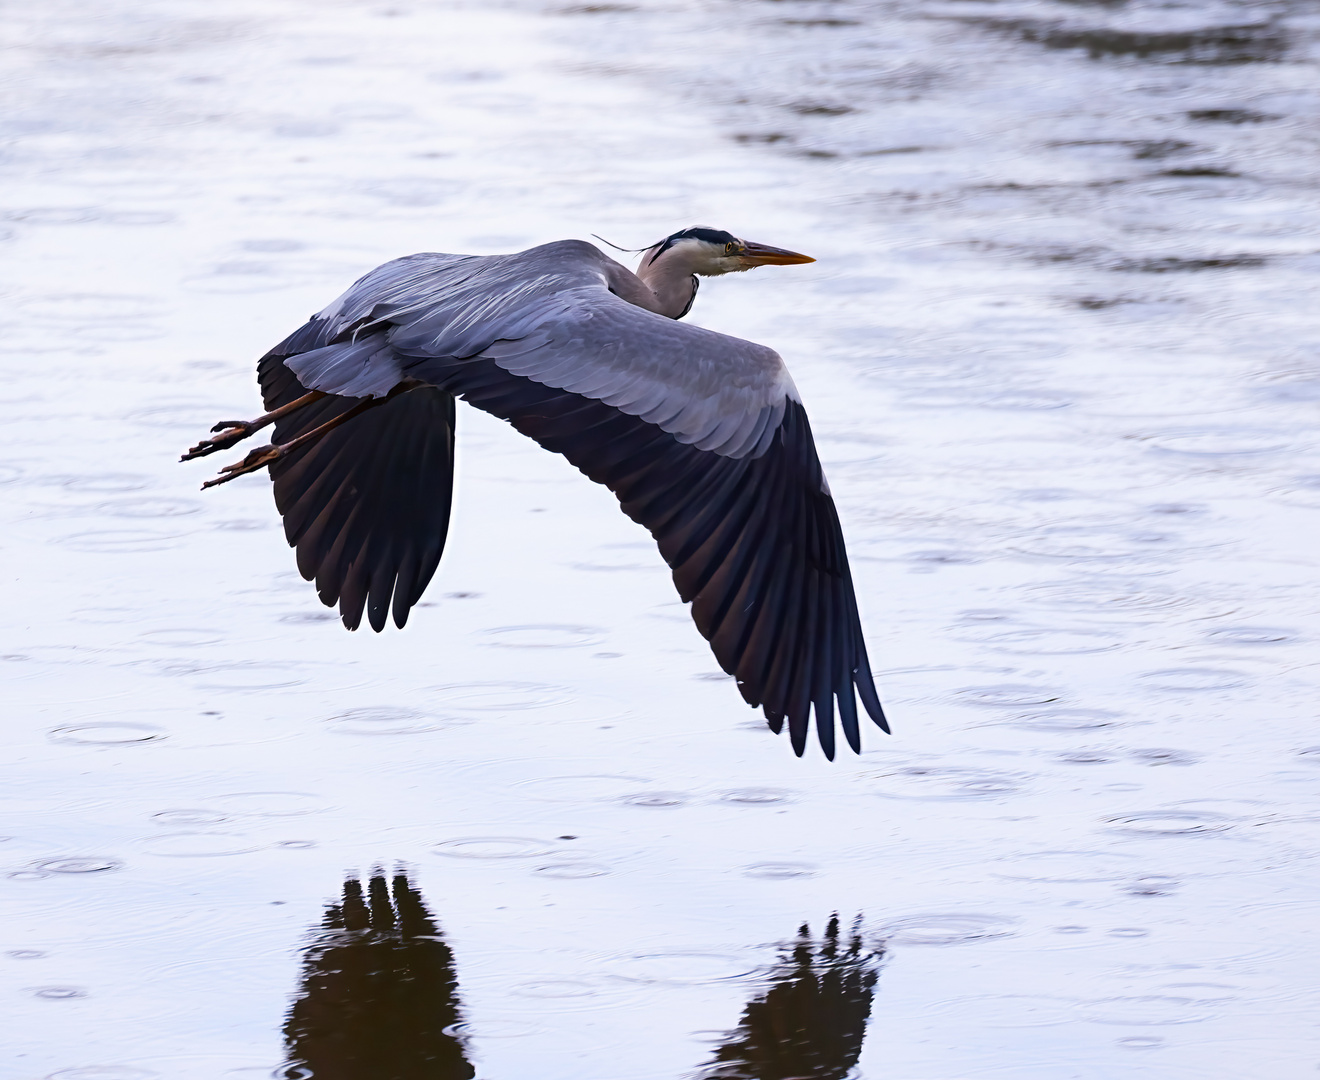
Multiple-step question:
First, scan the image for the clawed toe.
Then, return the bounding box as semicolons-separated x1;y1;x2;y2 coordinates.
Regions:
201;443;285;489
181;422;254;461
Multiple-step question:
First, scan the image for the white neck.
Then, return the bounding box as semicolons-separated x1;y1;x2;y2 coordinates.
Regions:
635;252;698;319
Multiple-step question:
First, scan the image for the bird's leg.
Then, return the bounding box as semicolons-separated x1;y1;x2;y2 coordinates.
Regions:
181;390;328;461
200;385;409;490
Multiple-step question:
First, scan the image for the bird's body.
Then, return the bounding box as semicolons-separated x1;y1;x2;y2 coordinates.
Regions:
186;228;887;757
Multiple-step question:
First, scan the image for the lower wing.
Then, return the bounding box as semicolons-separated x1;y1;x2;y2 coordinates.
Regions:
258;339;456;632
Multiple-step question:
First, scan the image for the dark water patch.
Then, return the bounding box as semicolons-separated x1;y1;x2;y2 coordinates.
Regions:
1131;140;1196;160
733;132;793;145
788;101;854;116
967;17;1289;64
558;4;638;13
1158;167;1240;178
778;18;862;28
1187;108;1280;124
1075;296;1135;310
1112;254;1266;273
860;145;927;156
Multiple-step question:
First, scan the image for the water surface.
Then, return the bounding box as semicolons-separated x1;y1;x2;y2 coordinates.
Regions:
2;0;1318;1077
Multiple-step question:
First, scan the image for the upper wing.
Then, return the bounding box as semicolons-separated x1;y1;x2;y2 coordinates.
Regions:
258;319;456;632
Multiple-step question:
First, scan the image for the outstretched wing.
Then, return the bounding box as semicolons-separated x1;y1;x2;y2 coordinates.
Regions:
281;240;886;756
416;349;886;759
257;319;456;633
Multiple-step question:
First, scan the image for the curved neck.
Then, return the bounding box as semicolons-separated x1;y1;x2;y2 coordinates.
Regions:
635;256;699;320
602;257;698;320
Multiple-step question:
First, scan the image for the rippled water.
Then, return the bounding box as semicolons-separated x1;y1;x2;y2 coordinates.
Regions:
2;0;1318;1077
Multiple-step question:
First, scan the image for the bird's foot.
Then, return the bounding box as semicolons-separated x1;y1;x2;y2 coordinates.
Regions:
181;419;258;461
201;443;286;488
180;390;329;463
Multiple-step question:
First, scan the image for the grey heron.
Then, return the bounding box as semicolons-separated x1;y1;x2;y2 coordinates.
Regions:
183;227;887;757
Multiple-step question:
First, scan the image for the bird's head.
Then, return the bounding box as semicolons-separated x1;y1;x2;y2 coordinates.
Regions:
641;226;815;277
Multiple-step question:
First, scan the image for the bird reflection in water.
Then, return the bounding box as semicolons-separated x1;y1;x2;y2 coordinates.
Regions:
282;870;474;1080
693;915;883;1080
283;872;883;1080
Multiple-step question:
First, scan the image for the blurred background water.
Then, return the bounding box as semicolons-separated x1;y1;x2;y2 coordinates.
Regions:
1;0;1318;1077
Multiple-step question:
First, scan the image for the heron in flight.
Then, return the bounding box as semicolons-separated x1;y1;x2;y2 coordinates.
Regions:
183;227;887;757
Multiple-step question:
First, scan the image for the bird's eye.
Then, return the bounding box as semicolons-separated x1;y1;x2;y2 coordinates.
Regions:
725;243;736;255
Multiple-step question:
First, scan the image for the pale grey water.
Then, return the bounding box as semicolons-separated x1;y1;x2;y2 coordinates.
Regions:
1;0;1318;1077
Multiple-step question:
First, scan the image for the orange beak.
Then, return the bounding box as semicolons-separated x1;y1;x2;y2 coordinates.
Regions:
739;240;816;266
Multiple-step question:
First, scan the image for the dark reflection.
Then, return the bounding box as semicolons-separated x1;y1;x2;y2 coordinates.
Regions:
693;915;884;1080
282;870;474;1080
284;877;884;1080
